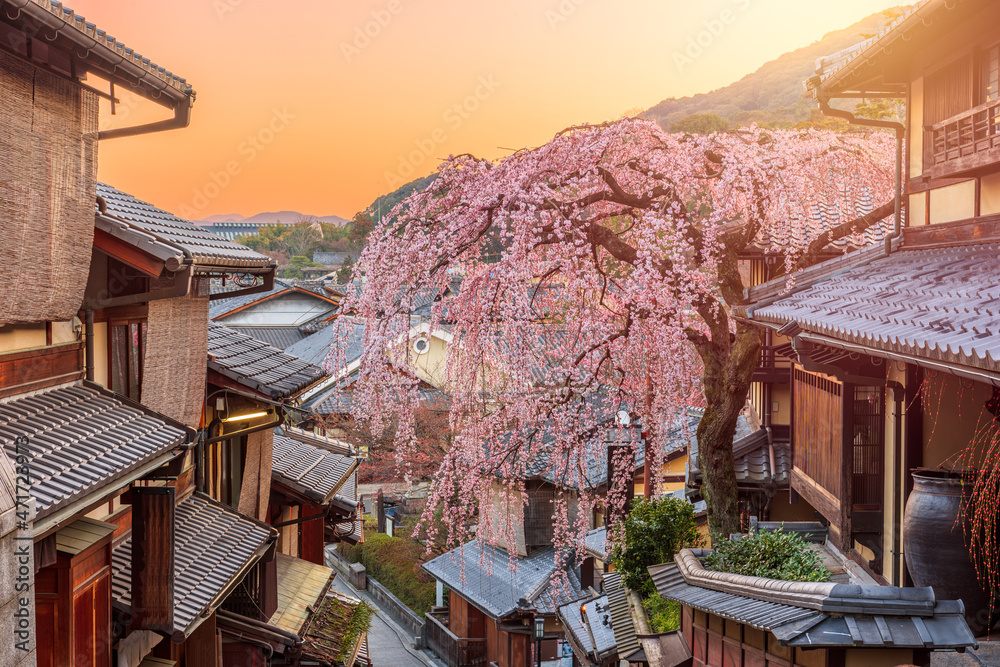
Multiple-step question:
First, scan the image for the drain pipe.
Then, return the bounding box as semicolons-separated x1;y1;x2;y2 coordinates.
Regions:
817;98;904;254
98;95;194;141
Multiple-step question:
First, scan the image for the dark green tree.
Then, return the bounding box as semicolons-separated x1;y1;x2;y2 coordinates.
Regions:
335;256;355;284
609;496;702;594
670;112;729;135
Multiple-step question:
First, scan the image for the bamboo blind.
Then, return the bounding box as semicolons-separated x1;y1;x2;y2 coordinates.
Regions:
141;279;210;429
240;428;274;523
0;51;98;326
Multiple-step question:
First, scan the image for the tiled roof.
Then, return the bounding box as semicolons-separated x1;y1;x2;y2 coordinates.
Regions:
584;526;608;561
111;493;275;641
271;430;359;505
329;469;363;544
689;426;789;487
286;319;366;369
97;183;273;270
806;0;947;94
270;553;336;635
25;0;191;96
516;398;755;491
302;591;369;663
0;382;190;520
746;243;1000;376
209;279;291;319
557;595;616;660
423;539;587;618
604;572;640;659
231;326;309;350
649;549;977;650
207;322;326;399
747;192;890;255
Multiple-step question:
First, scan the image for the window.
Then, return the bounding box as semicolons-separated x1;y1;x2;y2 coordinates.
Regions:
981;44;1000;104
109;320;146;402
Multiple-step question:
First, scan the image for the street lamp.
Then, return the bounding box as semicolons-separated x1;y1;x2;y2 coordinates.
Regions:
534;616;545;667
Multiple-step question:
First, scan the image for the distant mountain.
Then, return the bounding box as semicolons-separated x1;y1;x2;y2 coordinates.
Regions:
642;8;907;129
200;213;245;223
196;211;349;226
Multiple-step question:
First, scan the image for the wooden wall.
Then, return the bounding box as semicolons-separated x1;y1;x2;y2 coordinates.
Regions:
791;369;845;542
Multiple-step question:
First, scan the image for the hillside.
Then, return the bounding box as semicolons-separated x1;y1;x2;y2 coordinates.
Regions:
196;210;348;226
366;174;436;223
642;8;906;129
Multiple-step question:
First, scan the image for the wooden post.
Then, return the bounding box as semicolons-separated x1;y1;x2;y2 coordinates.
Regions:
131;486;175;633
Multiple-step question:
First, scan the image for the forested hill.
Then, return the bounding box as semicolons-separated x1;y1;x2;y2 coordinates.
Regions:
642;8;906;129
366;174;437;223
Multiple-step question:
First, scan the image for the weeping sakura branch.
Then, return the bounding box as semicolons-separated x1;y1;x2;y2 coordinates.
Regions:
332;119;895;553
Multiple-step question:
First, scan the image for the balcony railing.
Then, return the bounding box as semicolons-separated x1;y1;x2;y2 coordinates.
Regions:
425;611;488;667
927;97;1000;179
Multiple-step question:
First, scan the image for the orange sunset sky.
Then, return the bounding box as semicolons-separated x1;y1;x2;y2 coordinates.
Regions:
70;0;902;221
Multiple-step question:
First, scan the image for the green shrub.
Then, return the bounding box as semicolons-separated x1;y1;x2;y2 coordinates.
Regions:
609;496;702;595
340;532;437;616
643;591;680;633
703;528;831;582
338;601;373;664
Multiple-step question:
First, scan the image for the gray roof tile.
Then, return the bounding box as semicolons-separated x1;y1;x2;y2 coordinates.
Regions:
231;326;309;350
649;555;978;650
584;526;608;561
423;539;587;618
748;243;1000;374
0;383;189;519
37;0;191;94
272;430;358;505
208;322;326;399
603;572;640;658
111;493;273;639
98;183;273;270
558;595;617;659
286;318;366;369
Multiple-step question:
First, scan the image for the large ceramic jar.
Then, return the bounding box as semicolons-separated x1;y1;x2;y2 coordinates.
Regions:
903;469;993;635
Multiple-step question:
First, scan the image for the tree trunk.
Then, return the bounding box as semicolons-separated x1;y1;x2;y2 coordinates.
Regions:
697;323;762;538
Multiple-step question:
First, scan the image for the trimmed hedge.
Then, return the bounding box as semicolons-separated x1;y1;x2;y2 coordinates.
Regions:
340;532;436;617
704;528;831;583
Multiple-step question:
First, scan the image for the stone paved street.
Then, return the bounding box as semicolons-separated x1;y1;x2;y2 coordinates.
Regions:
329;570;442;667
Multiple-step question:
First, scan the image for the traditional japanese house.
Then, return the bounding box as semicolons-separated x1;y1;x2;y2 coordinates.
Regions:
269;427;363;562
729;0;1000;652
203;321;326;515
423;539;587;667
91;175;369;667
0;0;240;663
209;279;343;350
217;553;372;667
650;546;976;667
83;182;290;665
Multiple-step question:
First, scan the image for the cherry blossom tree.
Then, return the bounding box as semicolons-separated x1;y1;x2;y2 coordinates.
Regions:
334;119;895;545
